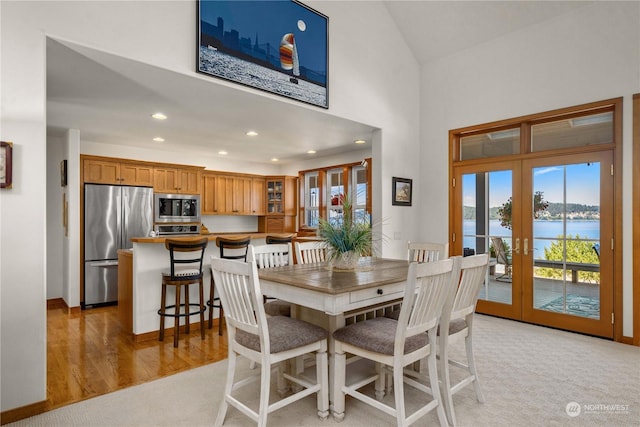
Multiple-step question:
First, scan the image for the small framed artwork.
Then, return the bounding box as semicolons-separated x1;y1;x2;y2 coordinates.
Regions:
0;141;13;189
60;160;68;187
392;177;412;206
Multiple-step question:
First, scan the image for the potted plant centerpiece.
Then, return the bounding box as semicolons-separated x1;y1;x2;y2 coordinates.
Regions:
317;194;372;270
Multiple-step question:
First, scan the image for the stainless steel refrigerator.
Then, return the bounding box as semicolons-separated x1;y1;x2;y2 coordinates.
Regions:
83;184;153;308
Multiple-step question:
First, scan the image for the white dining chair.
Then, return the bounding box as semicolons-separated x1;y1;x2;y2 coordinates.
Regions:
294;241;327;264
408;241;449;263
438;253;489;426
211;257;329;427
332;257;462;426
249;243;294;317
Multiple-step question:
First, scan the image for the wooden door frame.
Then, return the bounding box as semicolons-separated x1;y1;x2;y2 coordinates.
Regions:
633;93;640;346
449;97;626;343
451;160;523;320
520;151;614;338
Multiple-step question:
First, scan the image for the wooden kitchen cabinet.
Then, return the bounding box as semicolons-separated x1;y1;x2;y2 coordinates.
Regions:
265;176;297;215
251;177;266;215
259;176;297;232
154;167;201;194
202;173;264;215
201;173;218;214
83;158;153;186
213;174;252;215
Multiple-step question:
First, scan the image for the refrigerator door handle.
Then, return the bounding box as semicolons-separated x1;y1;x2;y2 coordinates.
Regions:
116;191;123;250
88;260;119;268
122;191;129;247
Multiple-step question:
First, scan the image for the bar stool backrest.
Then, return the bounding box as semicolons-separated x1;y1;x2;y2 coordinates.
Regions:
265;234;294;244
164;237;209;280
216;236;251;261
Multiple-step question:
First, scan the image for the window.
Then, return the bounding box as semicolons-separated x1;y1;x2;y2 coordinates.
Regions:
326;168;345;222
299;158;371;229
304;172;320;227
352;166;368;224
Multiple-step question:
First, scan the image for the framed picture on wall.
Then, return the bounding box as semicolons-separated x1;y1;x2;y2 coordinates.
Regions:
1;141;13;189
197;0;328;108
392;177;412;206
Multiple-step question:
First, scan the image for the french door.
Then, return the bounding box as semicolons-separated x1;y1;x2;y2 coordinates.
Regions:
454;151;614;338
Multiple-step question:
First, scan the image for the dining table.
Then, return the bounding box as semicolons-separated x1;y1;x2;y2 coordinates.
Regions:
257;256;410;411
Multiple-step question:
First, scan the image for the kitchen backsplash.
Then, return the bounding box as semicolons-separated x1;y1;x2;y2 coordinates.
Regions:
201;215;259;233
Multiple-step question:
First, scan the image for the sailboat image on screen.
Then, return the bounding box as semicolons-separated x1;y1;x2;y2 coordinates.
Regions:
280;33;300;84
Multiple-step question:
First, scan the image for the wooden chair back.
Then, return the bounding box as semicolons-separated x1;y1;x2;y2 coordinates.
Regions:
215;236;251;261
294;241;328;264
164;237;208;280
265;234;294;244
211;258;266;344
408;241;449;263
394;257;462;347
248;243;293;269
449;253;489;321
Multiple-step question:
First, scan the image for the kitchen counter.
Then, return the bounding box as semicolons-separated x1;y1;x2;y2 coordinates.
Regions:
131;232;293;244
126;232;295;340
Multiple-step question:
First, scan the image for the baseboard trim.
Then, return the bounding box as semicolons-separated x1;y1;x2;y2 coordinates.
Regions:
47;298;81;315
0;400;47;425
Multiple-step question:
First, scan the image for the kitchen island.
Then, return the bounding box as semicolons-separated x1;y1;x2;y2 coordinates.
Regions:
125;233;292;341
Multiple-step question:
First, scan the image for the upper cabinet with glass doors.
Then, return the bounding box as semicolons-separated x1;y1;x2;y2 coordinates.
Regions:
265;176;297;216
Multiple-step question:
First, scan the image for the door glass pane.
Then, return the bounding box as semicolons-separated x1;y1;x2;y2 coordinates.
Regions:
463;170;512;304
353;166;368;224
305;172;319;227
531;112;612;152
532;162;600;319
460;128;520;160
327;169;344;222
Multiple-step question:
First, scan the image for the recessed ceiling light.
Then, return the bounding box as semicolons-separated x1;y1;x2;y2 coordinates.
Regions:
152;137;165;142
271;158;279;162
151;112;167;120
218;150;228;155
307;150;317;154
246;130;259;136
354;139;366;144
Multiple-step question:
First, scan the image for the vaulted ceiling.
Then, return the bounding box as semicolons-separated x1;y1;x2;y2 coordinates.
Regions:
46;1;592;165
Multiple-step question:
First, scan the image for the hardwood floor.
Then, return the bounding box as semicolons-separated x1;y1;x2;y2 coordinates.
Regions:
46;304;228;412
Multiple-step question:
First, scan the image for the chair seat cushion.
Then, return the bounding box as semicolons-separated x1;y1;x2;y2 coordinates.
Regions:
264;300;292;317
162;268;201;278
444;318;468;335
236;316;327;353
333;317;428;356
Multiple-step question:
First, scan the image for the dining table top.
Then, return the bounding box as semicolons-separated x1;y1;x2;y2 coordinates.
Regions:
257;257;410;295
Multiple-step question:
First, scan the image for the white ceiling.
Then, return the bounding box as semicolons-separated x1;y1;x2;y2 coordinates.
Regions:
46;1;593;165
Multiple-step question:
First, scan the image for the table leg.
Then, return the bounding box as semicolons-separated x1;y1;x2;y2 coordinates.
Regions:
327;313;345;418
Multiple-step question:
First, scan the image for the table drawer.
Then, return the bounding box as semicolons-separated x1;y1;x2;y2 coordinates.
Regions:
350;282;405;303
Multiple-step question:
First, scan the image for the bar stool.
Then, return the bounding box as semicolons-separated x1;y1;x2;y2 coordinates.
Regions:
158;237;208;348
207;235;251;335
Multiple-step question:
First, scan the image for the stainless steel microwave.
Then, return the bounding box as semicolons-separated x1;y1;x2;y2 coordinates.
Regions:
154;193;201;223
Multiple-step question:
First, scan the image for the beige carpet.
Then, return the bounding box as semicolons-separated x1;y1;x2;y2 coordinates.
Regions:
8;315;640;426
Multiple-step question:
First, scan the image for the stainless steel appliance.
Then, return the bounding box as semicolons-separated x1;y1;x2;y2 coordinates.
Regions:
154;223;201;235
84;184;153;308
154;193;200;223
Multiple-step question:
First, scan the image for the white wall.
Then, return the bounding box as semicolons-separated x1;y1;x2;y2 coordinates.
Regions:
1;0;419;411
46;137;64;299
418;2;639;337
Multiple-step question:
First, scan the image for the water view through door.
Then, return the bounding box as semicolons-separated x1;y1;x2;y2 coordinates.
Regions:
458;151;614;337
